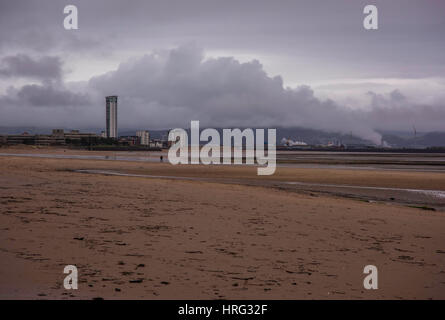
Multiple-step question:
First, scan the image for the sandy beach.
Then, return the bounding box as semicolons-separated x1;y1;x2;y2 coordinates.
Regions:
1;147;445;299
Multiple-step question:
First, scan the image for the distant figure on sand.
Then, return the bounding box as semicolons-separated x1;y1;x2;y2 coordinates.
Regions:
160;155;163;162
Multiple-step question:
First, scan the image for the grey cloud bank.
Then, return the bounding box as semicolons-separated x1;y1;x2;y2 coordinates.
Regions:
0;1;444;143
1;44;444;144
0;55;62;81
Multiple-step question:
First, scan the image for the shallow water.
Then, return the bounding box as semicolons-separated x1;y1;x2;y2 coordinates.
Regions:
285;181;445;199
75;169;445;200
0;152;161;163
2;152;445;172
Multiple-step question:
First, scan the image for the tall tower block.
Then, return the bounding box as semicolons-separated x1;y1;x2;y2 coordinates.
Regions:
106;96;118;138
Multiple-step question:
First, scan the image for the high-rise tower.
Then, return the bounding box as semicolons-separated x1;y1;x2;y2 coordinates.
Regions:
106;96;118;138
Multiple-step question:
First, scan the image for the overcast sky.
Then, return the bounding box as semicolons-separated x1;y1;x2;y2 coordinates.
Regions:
0;0;444;142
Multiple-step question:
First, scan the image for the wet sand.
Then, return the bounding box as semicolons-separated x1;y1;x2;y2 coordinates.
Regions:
1;148;445;299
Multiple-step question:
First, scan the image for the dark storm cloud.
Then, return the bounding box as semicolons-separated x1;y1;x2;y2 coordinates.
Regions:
15;83;90;107
1;82;89;108
0;44;444;141
364;90;445;133
0;1;444;138
86;45;445;143
0;1;102;54
0;54;62;80
0;51;88;109
1;0;444;78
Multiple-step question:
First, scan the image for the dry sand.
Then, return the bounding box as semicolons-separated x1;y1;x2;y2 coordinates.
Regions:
1;148;445;299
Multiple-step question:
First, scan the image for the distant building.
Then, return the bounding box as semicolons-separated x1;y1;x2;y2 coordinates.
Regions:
64;129;97;142
106;96;118;138
52;129;65;138
118;136;138;146
0;129;98;146
150;139;164;148
136;130;150;146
